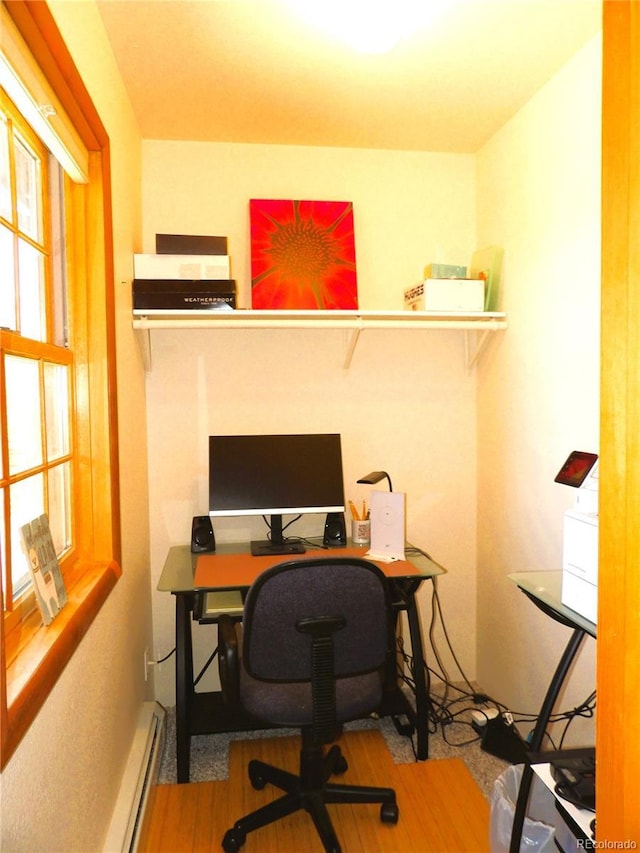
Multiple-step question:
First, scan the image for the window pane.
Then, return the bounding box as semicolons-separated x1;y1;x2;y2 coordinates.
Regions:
18;238;45;341
10;473;44;597
44;362;69;460
49;161;68;348
48;462;71;553
0;113;10;221
14;133;41;241
5;354;42;474
0;225;16;330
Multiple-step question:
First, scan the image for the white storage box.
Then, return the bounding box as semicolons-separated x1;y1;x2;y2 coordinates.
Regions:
404;278;484;312
561;510;598;623
134;253;230;281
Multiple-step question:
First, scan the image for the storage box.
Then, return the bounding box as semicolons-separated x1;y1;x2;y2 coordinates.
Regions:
561;510;598;623
404;278;485;312
155;233;227;255
424;263;467;278
133;279;236;312
133;253;230;281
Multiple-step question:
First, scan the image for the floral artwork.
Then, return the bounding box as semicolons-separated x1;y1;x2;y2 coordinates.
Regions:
250;199;358;309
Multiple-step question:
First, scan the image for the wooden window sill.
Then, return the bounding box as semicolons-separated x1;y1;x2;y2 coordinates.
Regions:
1;560;121;769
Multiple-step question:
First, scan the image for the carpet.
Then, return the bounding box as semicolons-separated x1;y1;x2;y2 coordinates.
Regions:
157;698;509;799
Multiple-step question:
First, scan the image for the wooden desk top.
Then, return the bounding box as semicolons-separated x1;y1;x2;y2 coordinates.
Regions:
194;546;431;590
157;542;445;593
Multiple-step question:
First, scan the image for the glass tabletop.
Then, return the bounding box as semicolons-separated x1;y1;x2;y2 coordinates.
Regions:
508;571;597;639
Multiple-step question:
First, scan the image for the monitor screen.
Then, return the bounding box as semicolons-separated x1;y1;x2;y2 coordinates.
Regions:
208;433;345;555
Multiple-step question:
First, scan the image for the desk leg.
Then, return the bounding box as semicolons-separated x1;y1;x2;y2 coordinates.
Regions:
405;583;429;761
175;592;195;784
509;627;585;853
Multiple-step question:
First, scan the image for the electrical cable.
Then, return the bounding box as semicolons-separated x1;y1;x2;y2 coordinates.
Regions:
431;576;477;696
194;646;219;688
262;514;302;543
155;647;175;664
397;547;596;757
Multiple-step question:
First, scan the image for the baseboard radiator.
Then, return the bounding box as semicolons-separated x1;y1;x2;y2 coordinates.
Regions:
104;702;167;852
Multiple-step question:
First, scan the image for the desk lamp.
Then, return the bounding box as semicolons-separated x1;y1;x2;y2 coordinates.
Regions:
357;470;393;492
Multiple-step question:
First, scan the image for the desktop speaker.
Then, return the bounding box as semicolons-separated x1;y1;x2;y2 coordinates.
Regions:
191;515;216;553
323;512;346;548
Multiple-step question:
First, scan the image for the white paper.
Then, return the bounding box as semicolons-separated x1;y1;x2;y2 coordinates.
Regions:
367;490;405;561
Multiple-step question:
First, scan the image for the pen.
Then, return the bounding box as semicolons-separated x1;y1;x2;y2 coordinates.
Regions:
362;500;366;520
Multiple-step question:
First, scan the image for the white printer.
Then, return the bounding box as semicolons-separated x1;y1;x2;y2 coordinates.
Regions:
554;451;599;624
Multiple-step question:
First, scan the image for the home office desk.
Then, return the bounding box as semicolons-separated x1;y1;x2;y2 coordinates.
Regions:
508;571;596;852
158;541;445;783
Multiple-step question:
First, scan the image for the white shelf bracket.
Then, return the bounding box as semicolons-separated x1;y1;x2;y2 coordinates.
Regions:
136;328;152;372
464;328;491;371
343;327;362;369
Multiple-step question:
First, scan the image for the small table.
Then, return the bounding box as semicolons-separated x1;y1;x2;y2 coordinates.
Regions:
158;541;445;782
508;571;596;852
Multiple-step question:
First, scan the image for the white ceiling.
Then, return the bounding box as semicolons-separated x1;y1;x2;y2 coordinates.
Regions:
96;0;602;153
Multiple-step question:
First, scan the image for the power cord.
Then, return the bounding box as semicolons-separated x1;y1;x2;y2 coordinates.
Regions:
152;647;176;665
396;549;596;756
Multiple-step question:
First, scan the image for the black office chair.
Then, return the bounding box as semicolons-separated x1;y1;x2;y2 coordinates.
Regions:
218;557;399;853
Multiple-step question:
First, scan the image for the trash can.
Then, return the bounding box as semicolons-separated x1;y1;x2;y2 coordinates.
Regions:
490;764;556;852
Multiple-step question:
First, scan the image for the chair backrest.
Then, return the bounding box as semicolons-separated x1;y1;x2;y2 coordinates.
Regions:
242;557;391;683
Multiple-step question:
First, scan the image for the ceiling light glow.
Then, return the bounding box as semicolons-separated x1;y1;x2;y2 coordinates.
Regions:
287;0;448;54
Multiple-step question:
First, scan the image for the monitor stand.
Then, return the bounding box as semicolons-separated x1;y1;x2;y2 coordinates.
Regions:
250;514;306;557
250;540;306;557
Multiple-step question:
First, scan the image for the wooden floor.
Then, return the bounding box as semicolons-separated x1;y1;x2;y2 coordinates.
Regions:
138;729;490;852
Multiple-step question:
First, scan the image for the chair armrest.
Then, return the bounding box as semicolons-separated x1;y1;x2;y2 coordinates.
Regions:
218;614;240;705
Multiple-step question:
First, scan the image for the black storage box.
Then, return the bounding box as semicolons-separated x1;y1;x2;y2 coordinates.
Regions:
155;233;228;255
133;279;236;311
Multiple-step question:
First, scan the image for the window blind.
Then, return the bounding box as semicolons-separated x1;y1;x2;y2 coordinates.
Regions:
1;3;89;183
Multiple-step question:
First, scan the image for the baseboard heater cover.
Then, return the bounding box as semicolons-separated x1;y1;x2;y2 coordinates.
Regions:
104;701;166;852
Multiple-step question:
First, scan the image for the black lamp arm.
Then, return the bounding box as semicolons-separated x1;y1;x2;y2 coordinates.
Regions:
356;470;393;491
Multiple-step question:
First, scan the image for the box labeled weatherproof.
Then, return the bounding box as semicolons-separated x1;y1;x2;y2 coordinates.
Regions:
133;279;236;312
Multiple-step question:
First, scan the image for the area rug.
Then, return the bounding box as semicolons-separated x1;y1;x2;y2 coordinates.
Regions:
157;711;414;785
157;700;508;799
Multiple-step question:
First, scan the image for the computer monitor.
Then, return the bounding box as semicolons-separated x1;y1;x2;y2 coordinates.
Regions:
208;433;345;556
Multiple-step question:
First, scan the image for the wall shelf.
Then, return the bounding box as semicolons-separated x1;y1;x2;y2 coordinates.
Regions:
132;309;507;372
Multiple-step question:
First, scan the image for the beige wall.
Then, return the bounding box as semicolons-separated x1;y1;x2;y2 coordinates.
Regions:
476;36;601;741
141;142;482;703
0;3;151;851
144;35;601;725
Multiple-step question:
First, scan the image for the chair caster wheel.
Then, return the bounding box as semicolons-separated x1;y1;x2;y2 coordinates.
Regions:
381;802;399;824
333;754;348;775
222;828;246;852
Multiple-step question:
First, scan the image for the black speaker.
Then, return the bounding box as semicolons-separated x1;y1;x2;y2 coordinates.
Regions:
323;512;346;548
191;515;215;553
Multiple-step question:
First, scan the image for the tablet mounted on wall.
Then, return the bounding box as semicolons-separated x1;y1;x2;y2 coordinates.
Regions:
554;451;598;488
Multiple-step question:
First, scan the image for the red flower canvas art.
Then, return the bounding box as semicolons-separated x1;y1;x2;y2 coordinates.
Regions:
250;199;358;309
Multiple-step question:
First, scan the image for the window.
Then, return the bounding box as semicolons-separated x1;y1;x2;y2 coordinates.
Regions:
1;91;75;633
0;1;121;769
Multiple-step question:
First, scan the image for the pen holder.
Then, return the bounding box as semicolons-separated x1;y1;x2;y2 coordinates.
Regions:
351;518;371;545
